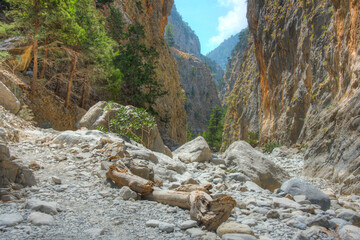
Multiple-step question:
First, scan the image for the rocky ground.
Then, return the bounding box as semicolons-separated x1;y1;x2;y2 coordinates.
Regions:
1;105;360;240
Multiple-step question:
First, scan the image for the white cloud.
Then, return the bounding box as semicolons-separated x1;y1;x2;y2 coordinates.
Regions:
209;0;248;47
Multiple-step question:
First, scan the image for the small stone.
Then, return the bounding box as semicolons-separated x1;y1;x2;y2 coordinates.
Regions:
201;232;218;240
119;186;137;200
237;201;247;209
158;222;175;233
0;213;23;226
28;212;54;226
84;228;105;236
306;215;331;228
185;228;205;238
146;220;161;227
29;161;41;171
52;176;62;185
293;195;307;203
217;222;254;238
222;234;258;240
25;199;59;215
179;220;198;230
266;210;280;219
242;219;257;227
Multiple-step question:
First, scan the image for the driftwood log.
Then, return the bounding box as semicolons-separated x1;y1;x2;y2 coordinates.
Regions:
106;165;153;195
106;165;236;230
175;184;212;194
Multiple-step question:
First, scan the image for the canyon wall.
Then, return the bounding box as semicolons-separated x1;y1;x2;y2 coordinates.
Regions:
171;48;220;135
223;0;360;193
111;0;187;145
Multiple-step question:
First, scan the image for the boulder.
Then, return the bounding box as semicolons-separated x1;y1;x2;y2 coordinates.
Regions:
119;186;137;200
28;212;54;226
173;136;212;163
25;199;59;215
280;178;330;211
0;143;36;187
76;101;170;156
53;129;107;146
336;210;360;227
294;226;327;240
0;79;20;114
217;222;254;238
122;158;154;181
339;225;360;240
0;141;10;162
0;213;23;227
272;197;301;209
221;141;289;191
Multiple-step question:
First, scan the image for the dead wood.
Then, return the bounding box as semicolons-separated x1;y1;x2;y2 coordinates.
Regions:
107;165;236;230
175;184;212;194
142;190;191;209
143;189;236;230
189;191;237;231
106;165;153;195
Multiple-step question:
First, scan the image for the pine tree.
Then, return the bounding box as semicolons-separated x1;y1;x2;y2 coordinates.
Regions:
203;105;225;151
107;7;167;113
164;24;175;47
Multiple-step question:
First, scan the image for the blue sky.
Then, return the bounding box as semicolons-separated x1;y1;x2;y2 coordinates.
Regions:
175;0;248;55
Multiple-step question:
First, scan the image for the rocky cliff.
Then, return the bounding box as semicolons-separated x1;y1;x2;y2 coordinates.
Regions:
167;5;221;136
219;28;250;104
168;4;201;58
109;0;187;145
222;36;259;150
171;48;220;135
223;0;360;193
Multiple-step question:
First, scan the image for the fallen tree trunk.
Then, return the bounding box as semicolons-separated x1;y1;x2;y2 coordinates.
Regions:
143;190;191;209
107;165;236;230
143;190;236;230
175;184;212;194
106;165;153;195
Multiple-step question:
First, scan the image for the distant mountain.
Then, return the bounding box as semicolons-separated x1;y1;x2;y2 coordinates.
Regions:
206;32;244;70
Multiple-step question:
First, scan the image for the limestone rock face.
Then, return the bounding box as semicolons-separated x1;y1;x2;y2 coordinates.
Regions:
168;4;201;59
0;81;20;114
171;48;221;135
222;0;360;193
221;141;289;191
221;37;259;151
108;0;187;145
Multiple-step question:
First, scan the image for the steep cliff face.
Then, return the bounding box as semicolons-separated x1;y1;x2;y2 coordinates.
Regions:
168;4;201;58
219;28;250;104
221;37;259;150
172;48;220;135
223;0;360;193
110;0;187;145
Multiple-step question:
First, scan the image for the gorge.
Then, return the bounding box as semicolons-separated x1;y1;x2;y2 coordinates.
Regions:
0;0;360;239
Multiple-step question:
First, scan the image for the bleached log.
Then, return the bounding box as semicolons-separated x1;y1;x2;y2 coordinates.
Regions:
189;191;237;230
106;165;153;195
175;184;212;194
143;190;236;230
143;190;191;209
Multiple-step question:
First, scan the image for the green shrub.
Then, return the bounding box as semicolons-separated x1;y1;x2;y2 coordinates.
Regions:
263;142;279;153
98;103;156;145
246;131;259;147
